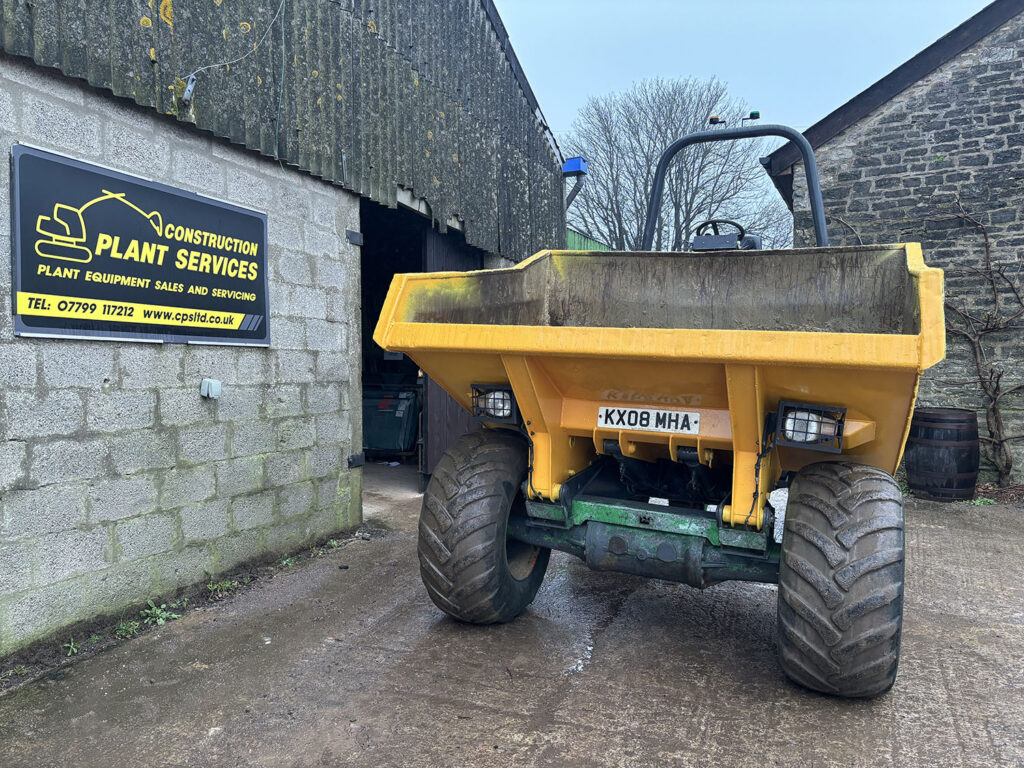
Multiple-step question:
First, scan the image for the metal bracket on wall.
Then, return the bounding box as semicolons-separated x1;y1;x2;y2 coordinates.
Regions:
347;452;366;468
345;229;364;246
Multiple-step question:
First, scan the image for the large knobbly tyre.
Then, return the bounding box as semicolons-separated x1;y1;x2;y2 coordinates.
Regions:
418;429;550;624
777;462;905;698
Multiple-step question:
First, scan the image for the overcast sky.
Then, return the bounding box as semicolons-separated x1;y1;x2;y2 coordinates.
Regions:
496;0;994;144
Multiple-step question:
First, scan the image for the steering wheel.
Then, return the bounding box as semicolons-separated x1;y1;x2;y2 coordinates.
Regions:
694;219;746;240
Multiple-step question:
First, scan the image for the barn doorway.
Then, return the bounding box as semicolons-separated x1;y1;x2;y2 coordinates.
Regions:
359;198;484;490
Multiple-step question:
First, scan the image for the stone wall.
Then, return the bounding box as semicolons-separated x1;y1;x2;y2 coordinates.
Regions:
789;14;1024;482
0;56;363;653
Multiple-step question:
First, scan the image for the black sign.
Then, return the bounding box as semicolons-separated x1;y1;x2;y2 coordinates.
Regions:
11;146;270;345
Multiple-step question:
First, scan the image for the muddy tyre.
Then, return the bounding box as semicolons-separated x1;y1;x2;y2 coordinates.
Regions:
777;462;905;698
418;430;550;624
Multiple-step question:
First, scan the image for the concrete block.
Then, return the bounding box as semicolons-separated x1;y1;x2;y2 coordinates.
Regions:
235;349;270;383
262;518;314;555
3;558;154;647
209;530;265;572
41;343;116;388
0;343;37;388
306;505;349;539
4;57;83;104
0;441;28;491
316;475;341;512
315;411;349;444
277;418;315;451
287;286;328;319
5;390;85;439
38;526;111;584
170;144;226;196
267;215;302;250
310;193;338;230
316;260;349;291
0;91;16;138
231;490;276;531
305;319;347;352
215;455;265;497
268;280;291;318
278;183;312;222
0;538;36;594
216;386;265;422
110;430;175;475
99;97;160;135
275;350;317;383
231;420;276;457
303;225;340;259
159;465;217;509
270;317;306;349
159;387;216;427
327;289;353;324
309;444;343;480
305;383;342;414
2;577;96;649
119;345;183;389
181;346;240;385
0;482;89;539
316;351;351;382
178;423;229;464
87;390;156;432
23;93;101;157
265;450;307;487
152;544;211;592
179;499;230;543
31;438;109;484
116;513;178;561
90;474;159;522
87;559;156;611
276;249;313;285
278;481;314;520
105;122;170;177
264;385;304;418
224;166;274;212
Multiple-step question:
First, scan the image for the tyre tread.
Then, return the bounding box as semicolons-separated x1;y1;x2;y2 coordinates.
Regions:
417;430;549;624
777;461;905;698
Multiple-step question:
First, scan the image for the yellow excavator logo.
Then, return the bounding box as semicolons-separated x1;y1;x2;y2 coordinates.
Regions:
34;190;164;264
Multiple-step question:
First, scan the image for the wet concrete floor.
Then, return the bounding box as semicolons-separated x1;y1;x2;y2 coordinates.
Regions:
0;462;1022;767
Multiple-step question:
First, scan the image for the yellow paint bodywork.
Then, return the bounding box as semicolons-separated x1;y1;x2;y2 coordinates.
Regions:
374;244;944;529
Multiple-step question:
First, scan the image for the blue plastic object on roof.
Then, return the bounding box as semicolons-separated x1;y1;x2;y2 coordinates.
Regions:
562;156;588;176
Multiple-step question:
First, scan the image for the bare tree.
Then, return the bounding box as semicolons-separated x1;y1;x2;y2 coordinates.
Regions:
564;77;792;251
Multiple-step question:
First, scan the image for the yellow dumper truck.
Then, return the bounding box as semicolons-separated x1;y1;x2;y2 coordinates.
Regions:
375;124;944;698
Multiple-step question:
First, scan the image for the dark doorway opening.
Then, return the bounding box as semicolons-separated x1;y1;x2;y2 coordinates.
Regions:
359;198;485;489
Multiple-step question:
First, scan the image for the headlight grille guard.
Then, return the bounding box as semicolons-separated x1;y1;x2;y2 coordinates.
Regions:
775;400;846;453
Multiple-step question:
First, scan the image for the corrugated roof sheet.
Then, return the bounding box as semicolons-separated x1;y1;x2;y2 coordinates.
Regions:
0;0;565;260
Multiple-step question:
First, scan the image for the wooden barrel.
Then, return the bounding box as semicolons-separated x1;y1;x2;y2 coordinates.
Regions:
904;407;980;502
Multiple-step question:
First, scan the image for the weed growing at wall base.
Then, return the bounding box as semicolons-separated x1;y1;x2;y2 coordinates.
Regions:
140;601;182;626
115;619;141;638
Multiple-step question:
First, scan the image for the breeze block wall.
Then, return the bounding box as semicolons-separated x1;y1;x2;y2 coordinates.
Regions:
0;55;362;654
790;13;1024;482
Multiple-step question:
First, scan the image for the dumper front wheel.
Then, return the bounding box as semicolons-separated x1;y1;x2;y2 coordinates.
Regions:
777;462;905;698
418;430;550;624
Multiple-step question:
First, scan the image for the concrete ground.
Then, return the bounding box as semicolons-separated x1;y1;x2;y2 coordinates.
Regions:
0;462;1022;768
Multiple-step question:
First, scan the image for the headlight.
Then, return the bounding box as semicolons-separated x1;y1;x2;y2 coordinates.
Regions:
777;401;846;452
471;385;518;423
782;410;838;443
481;389;513;419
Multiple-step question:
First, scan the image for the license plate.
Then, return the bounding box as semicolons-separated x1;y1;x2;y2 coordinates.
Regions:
597;406;700;434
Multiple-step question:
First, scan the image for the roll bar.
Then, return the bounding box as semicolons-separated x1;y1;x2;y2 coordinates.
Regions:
640;123;828;250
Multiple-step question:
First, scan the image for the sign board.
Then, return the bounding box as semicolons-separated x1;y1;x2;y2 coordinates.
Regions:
11;146;270;345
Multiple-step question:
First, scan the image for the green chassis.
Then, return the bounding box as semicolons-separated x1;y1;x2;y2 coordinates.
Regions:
509;496;781;589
